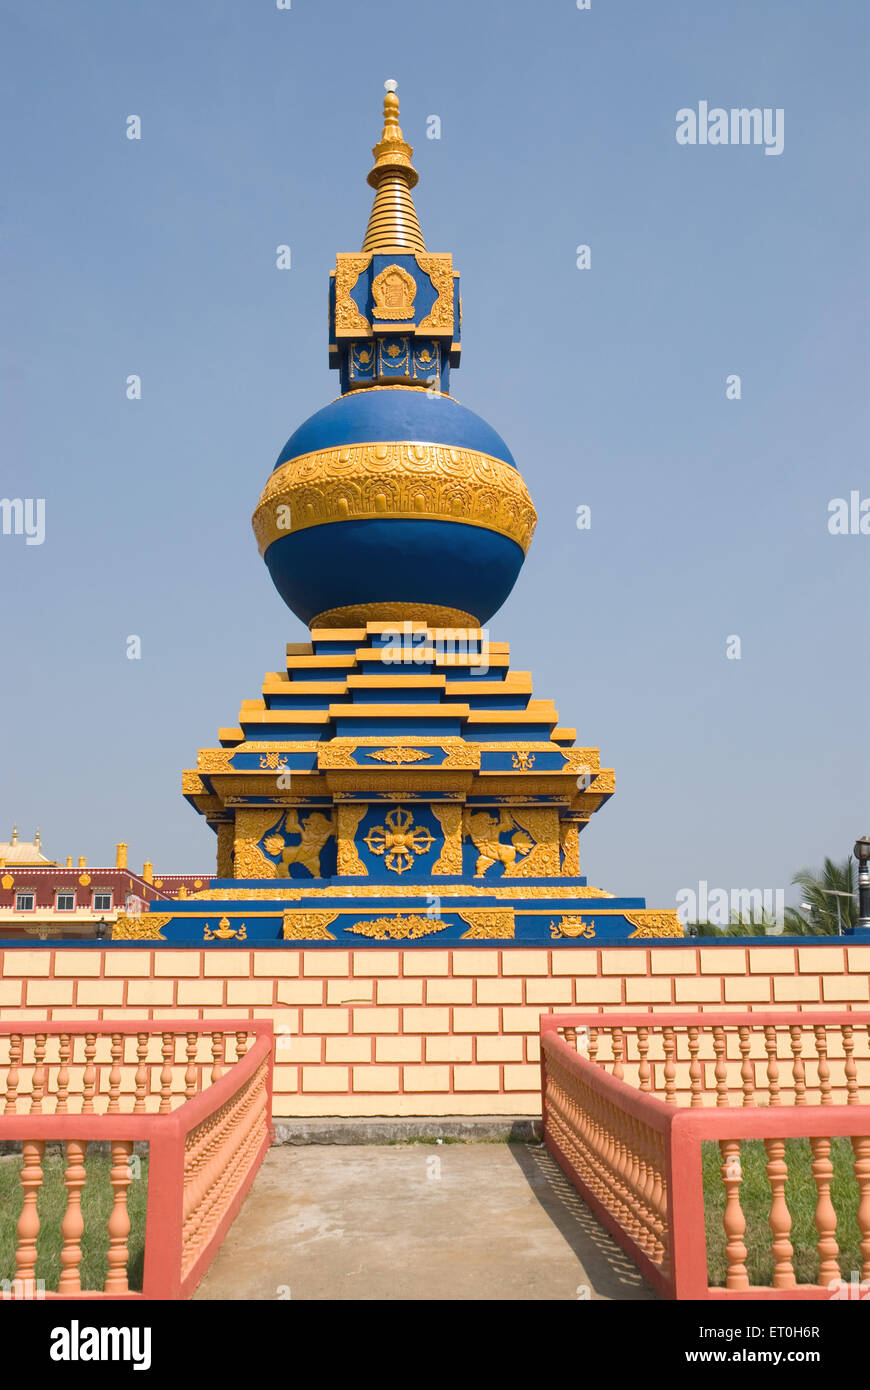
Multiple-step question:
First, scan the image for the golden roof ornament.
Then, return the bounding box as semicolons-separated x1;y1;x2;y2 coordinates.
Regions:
362;80;426;255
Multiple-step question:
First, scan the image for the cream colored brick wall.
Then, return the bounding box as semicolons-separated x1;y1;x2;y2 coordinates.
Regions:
1;941;867;1118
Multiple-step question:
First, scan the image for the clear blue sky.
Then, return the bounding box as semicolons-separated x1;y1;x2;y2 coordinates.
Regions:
2;0;868;910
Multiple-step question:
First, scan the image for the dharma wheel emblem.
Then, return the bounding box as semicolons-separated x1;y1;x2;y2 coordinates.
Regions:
364;806;435;875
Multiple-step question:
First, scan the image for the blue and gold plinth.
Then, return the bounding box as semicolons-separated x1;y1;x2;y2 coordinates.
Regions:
114;84;682;946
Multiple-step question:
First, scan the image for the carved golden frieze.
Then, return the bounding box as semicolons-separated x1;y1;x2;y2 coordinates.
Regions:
196;750;235;774
182;771;206;795
458;908;515;940
111;913;172;941
252;443;537;555
559;820;580;877
282;910;340;941
344;913;449;941
626;912;684;939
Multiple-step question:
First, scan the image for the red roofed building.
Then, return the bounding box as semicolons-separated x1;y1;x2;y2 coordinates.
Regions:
0;827;209;940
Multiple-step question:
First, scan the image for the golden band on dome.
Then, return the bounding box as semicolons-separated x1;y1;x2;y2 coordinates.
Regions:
309;602;479;630
252;441;537;556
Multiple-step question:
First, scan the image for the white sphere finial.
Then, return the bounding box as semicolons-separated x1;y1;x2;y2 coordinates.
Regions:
384;79;398;93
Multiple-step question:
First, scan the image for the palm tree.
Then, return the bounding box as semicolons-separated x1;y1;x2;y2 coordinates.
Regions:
783;856;857;935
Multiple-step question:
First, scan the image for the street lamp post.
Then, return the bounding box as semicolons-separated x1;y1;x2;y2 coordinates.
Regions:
855;837;870;933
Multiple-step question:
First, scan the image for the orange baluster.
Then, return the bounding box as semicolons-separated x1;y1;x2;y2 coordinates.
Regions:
720;1139;749;1289
5;1032;22;1113
764;1137;795;1288
843;1024;859;1104
790;1025;807;1105
688;1026;703;1107
738;1025;755;1106
764;1025;781;1106
105;1140;133;1294
81;1034;97;1114
185;1032;199;1100
811;1135;840;1286
107;1033;123;1114
31;1033;47;1114
58;1138;87;1294
852;1135;870;1282
814;1025;832;1105
611;1027;625;1082
210;1031;226;1085
56;1033;72;1114
235;1030;249;1060
663;1027;677;1105
637;1026;652;1092
134;1033;149;1113
15;1139;45;1291
713;1027;729;1107
159;1033;174;1113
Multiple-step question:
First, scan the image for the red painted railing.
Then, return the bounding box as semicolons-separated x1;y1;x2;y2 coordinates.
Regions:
541;1012;870;1300
0;1021;274;1300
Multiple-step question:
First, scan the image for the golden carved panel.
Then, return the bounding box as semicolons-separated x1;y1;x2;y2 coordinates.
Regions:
112;914;172;941
333;253;371;334
336;804;368;876
559;820;580;876
415;254;454;334
505;808;561;877
458;908;515;940
431;804;463;874
252;442;537;556
345;913;449;941
371;264;416;320
626;912;684;939
282;910;340;941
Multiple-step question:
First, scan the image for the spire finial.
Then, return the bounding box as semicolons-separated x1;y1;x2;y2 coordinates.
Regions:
362;80;426;255
34;827;40;848
11;825;17;844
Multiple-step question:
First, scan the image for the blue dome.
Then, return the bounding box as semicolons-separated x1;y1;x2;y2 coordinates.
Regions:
253;386;535;630
275;388;517;471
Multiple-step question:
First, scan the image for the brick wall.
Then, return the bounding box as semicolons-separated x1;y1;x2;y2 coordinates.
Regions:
1;942;868;1117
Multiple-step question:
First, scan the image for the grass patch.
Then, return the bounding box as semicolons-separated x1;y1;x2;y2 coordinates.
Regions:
0;1150;148;1292
702;1138;861;1287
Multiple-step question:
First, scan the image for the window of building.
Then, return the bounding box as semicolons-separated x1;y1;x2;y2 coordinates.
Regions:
56;892;75;911
93;892;112;911
15;892;35;911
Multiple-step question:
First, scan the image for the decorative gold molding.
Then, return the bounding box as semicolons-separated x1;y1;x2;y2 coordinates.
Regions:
182;771;206;795
282;910;340;941
252;442;536;556
458;908;515;939
112;913;172;941
626;912;684;939
196;750;235;774
344;913;449;941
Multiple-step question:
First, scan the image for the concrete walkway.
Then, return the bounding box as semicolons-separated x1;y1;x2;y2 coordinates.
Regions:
194;1144;656;1301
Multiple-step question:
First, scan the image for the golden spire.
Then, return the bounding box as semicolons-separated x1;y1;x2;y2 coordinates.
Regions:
362;80;426;255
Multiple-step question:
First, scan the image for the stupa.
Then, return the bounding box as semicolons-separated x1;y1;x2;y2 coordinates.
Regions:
114;83;680;945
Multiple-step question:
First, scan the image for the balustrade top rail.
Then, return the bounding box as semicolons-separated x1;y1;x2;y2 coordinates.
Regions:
542;1011;870;1109
0;1021;270;1117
